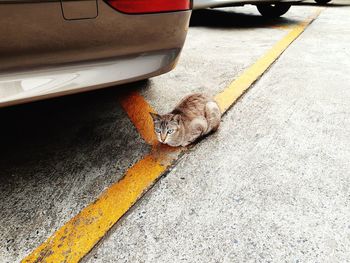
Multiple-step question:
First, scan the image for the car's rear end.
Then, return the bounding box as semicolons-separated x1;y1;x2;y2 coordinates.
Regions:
0;0;191;107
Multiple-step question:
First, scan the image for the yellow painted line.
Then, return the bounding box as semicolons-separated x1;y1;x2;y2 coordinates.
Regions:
216;8;323;113
270;24;293;30
22;8;322;263
119;91;157;145
22;150;181;263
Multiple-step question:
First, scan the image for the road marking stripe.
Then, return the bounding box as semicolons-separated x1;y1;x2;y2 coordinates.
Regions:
22;153;177;263
216;8;323;113
22;8;322;263
270;24;292;30
119;91;157;145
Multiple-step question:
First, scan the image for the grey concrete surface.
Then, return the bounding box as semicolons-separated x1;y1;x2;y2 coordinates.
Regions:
1;1;349;262
0;5;316;263
141;5;311;114
0;87;150;262
83;3;350;263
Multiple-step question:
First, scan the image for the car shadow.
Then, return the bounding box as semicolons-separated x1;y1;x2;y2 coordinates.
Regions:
190;8;299;29
0;80;149;184
0;81;150;259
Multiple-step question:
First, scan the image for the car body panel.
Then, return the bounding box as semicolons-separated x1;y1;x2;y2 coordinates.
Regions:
0;0;191;107
0;49;180;107
193;0;302;9
61;0;98;20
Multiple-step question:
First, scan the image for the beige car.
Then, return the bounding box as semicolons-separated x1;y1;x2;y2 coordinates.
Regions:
193;0;303;17
0;0;191;107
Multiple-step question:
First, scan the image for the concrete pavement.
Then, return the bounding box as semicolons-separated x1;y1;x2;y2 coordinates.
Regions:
1;1;349;262
0;90;150;262
84;3;350;263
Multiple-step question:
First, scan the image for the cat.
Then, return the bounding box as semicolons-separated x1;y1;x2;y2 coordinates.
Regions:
150;93;221;147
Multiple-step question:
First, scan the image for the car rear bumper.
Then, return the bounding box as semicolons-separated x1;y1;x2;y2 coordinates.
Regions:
0;1;191;107
0;1;191;72
0;48;181;107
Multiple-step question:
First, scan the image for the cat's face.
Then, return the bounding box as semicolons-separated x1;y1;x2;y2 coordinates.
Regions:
150;113;181;145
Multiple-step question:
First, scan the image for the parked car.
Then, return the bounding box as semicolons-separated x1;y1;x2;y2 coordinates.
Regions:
0;0;191;107
193;0;303;18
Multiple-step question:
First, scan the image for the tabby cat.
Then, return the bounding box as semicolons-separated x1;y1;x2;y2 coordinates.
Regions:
150;93;221;147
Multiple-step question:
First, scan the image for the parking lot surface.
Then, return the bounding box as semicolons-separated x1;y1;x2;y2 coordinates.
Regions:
1;1;350;262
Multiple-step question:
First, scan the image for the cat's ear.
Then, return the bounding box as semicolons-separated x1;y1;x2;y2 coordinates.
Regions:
149;112;161;122
172;114;181;125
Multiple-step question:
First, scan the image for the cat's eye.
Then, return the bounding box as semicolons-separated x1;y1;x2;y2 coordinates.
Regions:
155;128;161;133
167;129;174;134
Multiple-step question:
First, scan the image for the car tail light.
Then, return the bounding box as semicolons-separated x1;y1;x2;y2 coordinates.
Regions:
105;0;191;14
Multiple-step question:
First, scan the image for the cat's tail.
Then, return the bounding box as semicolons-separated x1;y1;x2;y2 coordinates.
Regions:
204;101;221;134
